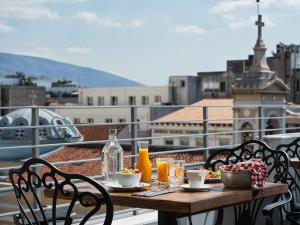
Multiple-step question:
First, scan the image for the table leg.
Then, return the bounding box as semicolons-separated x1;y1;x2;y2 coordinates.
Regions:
158;211;178;225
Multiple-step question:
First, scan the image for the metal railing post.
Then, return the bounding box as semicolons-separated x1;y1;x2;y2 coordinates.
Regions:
32;106;40;159
31;106;40;208
203;106;209;159
131;106;138;168
258;106;264;140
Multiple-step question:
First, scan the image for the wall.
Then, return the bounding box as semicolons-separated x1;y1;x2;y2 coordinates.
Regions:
79;86;169;106
0;86;46;115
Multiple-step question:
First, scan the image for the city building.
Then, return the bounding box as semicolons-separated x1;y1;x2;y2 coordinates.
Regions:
0;86;46;115
54;86;170;131
169;43;300;105
151;98;233;147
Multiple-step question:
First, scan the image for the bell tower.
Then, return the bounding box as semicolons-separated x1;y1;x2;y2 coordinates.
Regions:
232;0;289;143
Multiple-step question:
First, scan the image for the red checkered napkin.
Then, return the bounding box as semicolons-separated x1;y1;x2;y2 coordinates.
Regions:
220;159;268;188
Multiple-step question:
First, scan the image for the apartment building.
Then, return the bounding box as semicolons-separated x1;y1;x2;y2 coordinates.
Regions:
55;86;169;131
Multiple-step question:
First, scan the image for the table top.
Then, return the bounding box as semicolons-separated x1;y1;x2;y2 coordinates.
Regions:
291;158;300;169
44;182;288;214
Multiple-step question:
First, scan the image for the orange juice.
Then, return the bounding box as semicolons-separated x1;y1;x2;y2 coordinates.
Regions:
157;161;169;182
136;148;152;183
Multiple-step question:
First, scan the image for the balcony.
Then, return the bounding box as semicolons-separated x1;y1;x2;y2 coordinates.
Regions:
0;102;299;225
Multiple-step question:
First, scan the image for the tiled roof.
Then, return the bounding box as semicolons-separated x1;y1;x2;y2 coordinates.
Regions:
5;145;204;183
77;125;126;141
40;145;203;177
154;98;233;125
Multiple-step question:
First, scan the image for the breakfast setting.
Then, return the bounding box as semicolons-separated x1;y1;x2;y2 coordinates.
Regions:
102;135;268;196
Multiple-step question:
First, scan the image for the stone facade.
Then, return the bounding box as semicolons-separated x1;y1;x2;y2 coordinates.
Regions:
232;14;289;143
0;86;46;115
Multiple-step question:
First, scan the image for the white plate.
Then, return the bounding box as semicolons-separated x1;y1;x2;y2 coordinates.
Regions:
106;182;151;192
180;184;213;192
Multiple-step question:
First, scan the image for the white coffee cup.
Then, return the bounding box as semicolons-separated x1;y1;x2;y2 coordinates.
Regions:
186;170;206;188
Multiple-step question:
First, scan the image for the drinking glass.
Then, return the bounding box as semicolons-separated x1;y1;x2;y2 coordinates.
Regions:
156;158;174;183
169;160;185;187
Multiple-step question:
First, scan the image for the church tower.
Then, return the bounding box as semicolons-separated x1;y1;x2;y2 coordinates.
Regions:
232;0;289;143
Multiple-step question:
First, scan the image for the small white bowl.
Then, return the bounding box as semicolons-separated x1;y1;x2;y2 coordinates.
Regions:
116;172;141;187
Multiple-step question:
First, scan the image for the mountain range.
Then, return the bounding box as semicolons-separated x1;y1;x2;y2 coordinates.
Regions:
0;52;142;87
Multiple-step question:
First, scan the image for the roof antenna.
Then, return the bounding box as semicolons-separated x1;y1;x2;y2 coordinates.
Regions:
257;0;260;16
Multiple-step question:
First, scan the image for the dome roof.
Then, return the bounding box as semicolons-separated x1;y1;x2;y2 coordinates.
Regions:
0;108;81;140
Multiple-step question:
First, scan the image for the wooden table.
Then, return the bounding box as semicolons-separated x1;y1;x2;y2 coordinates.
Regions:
45;182;287;225
291;158;300;170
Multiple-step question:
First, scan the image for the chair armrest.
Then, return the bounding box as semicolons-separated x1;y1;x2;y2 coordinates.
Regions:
263;190;292;216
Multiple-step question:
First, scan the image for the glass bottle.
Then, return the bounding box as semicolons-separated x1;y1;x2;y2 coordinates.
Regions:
136;141;152;183
102;129;124;183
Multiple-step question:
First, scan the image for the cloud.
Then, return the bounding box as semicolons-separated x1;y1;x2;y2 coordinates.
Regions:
130;19;144;28
0;0;60;20
76;11;121;27
66;47;91;54
169;25;206;34
0;22;17;33
210;0;300;14
228;15;275;30
210;0;253;14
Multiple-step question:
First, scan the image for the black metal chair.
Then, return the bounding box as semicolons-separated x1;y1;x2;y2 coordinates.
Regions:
204;139;290;225
9;158;113;225
273;137;300;225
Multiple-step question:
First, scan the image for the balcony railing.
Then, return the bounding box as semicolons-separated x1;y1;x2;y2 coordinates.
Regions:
0;103;299;222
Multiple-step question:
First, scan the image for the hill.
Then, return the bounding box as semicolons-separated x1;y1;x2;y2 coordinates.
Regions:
0;52;142;87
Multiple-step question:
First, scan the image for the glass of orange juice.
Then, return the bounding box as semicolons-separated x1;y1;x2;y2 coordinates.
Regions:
156;158;174;183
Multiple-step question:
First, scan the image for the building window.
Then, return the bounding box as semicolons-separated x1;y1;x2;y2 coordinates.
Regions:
169;130;183;134
297;80;300;92
219;138;230;146
111;96;118;105
97;96;105;106
165;138;174;145
141;96;149;105
203;82;220;92
87;118;94;123
195;137;203;147
154;95;162;103
180;80;185;87
186;130;199;134
105;118;113;123
154;129;168;133
87;97;93;106
220;82;226;92
129;96;136;105
118;118;126;123
74;118;80;124
180;137;189;146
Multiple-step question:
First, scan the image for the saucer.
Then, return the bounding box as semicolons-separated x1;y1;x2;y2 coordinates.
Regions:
180;184;213;192
106;182;151;192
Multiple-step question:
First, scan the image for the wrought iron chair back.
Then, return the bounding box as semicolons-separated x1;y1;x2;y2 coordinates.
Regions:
204;139;290;225
9;158;113;225
204;139;289;184
276;137;300;212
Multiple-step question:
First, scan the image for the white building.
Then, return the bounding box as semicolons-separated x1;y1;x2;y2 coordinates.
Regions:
54;86;169;131
151;99;234;147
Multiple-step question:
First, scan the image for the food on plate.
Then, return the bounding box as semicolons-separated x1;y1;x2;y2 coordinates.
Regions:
205;170;221;179
120;168;140;174
117;168;141;187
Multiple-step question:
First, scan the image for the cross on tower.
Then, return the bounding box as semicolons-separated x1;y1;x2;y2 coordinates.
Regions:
28;90;37;105
255;0;264;40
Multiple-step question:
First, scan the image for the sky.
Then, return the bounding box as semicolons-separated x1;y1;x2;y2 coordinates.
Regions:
0;0;300;86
